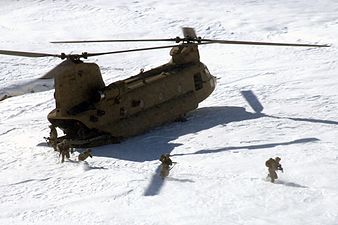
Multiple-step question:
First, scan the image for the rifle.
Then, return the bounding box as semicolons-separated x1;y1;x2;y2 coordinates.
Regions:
169;162;177;171
44;137;51;146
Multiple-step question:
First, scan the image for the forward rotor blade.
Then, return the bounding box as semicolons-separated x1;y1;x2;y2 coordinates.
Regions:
0;49;59;58
201;39;330;47
51;38;177;44
85;43;199;57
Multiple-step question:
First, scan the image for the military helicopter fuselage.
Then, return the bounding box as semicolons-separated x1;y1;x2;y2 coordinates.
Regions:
48;44;216;147
0;27;329;148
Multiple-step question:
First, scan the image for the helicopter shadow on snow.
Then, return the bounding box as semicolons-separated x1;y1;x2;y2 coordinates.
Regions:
93;106;262;162
94;105;261;196
95;90;335;195
93;104;336;162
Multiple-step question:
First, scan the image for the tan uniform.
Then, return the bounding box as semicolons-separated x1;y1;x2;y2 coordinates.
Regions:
265;157;282;183
49;125;58;151
160;154;173;178
78;149;93;161
58;140;70;163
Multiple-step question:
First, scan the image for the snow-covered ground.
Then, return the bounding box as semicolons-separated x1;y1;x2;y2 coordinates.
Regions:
1;0;338;224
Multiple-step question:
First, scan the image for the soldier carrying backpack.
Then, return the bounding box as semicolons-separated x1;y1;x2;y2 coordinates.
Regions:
265;157;283;183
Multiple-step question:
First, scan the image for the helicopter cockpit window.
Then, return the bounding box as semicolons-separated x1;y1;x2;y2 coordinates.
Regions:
131;99;144;108
131;100;141;107
194;73;203;90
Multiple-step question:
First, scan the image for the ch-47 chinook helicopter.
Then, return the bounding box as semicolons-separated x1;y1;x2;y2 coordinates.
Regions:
0;27;329;147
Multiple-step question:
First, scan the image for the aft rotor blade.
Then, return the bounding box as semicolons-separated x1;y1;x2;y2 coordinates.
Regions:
0;49;59;58
201;39;330;47
51;38;178;44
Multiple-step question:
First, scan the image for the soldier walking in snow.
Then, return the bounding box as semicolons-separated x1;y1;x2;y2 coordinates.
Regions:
49;124;58;151
78;149;93;161
265;157;283;183
159;154;174;178
57;139;71;163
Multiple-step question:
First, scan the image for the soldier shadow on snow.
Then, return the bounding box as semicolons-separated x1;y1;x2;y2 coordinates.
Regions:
143;165;194;196
275;180;308;188
143;167;164;196
70;160;109;170
37;142;49;147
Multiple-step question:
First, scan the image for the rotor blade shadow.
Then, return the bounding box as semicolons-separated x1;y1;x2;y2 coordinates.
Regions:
0;60;72;101
0;78;54;101
267;114;338;125
171;137;320;156
241;90;264;113
241;90;338;125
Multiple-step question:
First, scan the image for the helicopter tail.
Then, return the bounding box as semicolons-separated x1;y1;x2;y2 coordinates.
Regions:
182;27;197;39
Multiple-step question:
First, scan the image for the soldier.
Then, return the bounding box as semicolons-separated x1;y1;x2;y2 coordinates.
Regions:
159;154;174;179
265;157;283;183
78;149;93;161
49;124;58;151
57;139;71;163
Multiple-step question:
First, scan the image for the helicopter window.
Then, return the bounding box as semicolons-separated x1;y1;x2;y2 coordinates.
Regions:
131;99;145;108
78;70;84;77
120;107;127;116
194;73;203;90
96;110;105;116
89;115;98;122
114;97;121;104
131;100;141;107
